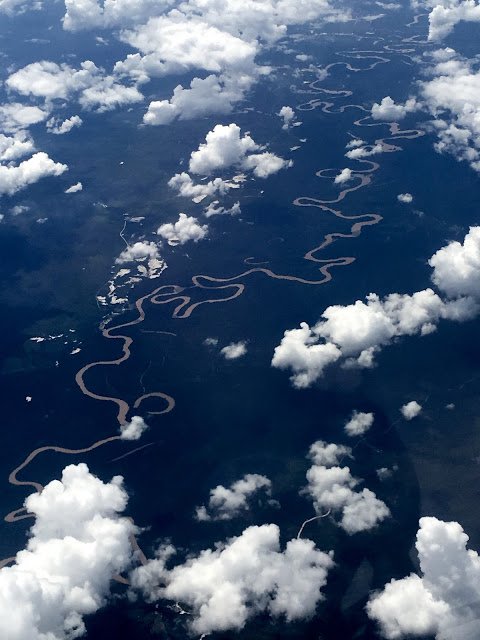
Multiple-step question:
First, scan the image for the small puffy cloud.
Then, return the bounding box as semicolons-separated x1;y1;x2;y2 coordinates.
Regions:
371;96;418;121
397;192;413;203
0;463;135;640
243;151;293;178
334;168;352;184
367;516;480;639
0;151;67;197
47;115;83;135
346;143;386;159
400;400;422;420
130;524;334;635
157;212;208;245
221;340;248;360
272;322;342;388
195;473;272;521
429;226;480;298
346;138;365;149
279;105;296;129
309;440;352;467
64;181;83;193
0;133;35;162
0;103;48;133
120;415;149;440
344;411;374;437
116;240;160;264
303;440;390;534
188;123;291;178
204;200;241;217
168;171;238;202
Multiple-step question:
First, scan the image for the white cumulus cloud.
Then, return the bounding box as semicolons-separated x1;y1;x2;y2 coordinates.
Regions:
116;240;161;263
400;400;422;420
188;123;292;178
272;228;480;387
131;523;334;635
334;167;353;184
371;96;418;121
47;115;83;135
65;181;83;193
195;473;272;521
157;212;208;245
303;440;390;534
221;340;248;360
344;411;374;437
0;463;135;640
367;516;480;639
120;415;149;440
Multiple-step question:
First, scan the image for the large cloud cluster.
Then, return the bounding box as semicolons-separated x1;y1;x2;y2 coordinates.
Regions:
419;0;480;41
303;441;390;534
59;0;349;123
272;228;480;388
418;49;480;172
0;464;135;640
195;473;272;521
131;523;334;635
367;516;480;639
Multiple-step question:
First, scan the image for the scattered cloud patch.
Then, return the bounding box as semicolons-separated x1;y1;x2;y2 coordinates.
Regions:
116;240;160;263
334;167;353;184
47;115;83;135
7;60;143;113
400;400;422;420
195;474;272;521
0;147;67;197
188;123;292;178
279;105;296;129
397;192;413;203
371;96;418;121
221;341;248;360
204;200;241;217
303;440;390;534
344;411;374;437
0;103;48;133
120;415;149;440
65;181;82;193
157;212;208;245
